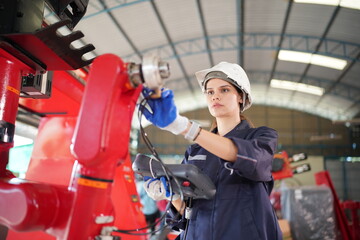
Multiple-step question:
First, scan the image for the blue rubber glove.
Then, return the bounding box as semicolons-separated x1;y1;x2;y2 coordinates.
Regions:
139;87;189;135
143;176;180;201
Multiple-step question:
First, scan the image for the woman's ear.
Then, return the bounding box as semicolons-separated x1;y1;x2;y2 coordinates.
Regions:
238;93;243;104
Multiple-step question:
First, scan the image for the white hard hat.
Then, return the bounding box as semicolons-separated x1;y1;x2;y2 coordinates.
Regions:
195;62;252;111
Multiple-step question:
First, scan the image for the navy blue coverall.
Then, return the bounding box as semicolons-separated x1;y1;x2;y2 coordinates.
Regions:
167;120;282;240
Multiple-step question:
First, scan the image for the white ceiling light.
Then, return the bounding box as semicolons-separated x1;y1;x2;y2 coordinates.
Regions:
278;50;311;64
340;0;360;10
294;0;360;10
310;54;347;70
278;50;347;70
270;79;325;96
294;0;339;6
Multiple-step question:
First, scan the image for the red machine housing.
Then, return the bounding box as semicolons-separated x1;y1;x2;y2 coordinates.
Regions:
0;51;148;239
272;151;294;180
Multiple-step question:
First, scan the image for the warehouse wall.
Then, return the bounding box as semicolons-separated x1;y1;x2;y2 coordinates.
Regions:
137;105;360;157
135;105;360;201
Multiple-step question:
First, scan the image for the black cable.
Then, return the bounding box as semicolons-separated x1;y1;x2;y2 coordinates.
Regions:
110;96;169;236
181;197;193;240
137;93;186;219
112;91;186;237
137;95;185;203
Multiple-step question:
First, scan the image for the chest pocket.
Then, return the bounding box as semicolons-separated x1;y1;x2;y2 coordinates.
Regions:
188;154;207;161
188;154;222;186
187;154;207;170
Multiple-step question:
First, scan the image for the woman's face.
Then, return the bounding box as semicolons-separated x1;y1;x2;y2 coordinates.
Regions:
205;78;242;118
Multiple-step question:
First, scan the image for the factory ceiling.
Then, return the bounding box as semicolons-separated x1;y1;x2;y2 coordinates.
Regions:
46;0;360;122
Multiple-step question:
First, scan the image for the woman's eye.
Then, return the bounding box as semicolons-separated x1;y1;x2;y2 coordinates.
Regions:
221;88;230;93
206;91;214;95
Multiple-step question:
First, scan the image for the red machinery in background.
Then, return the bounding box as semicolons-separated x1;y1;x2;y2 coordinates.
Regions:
270;151;311;218
316;171;360;240
272;151;310;180
271;153;359;240
0;1;170;239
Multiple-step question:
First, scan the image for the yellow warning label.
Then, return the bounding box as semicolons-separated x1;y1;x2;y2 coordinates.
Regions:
7;86;20;95
78;178;108;189
131;194;139;203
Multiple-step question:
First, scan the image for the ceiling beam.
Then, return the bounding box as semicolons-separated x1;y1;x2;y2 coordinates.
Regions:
288;5;341;102
167;69;360;102
315;50;360;108
196;0;214;67
267;0;294;85
173;87;357;121
84;0;150;19
344;100;360;116
236;0;245;67
298;5;341;84
98;0;142;58
149;0;195;94
123;33;360;62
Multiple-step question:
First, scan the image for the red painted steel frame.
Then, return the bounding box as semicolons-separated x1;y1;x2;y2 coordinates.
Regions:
342;201;360;240
315;171;353;240
0;53;147;239
0;49;35;178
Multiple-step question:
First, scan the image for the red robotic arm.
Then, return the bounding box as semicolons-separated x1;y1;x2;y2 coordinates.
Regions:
0;2;170;238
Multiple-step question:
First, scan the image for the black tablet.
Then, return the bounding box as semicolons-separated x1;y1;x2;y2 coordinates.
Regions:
132;154;216;200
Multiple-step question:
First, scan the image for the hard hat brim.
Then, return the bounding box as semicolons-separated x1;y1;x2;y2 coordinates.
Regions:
195;62;253;111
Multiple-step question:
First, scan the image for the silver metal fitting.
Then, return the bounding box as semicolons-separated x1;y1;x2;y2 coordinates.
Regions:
95;215;114;224
128;52;170;90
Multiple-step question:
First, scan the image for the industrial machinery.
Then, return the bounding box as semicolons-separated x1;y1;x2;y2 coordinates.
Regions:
0;1;170;239
272;151;310;180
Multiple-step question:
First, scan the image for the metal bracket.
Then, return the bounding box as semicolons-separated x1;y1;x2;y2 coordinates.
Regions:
1;19;95;70
45;0;89;30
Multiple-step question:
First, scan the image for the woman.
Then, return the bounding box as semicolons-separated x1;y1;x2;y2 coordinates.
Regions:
140;62;282;240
